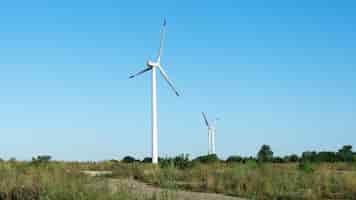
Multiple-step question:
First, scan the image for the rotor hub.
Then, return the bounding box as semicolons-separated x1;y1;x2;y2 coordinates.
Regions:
147;60;158;67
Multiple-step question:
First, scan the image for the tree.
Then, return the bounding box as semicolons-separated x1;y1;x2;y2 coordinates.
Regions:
257;145;273;162
284;154;299;162
37;155;51;162
302;151;317;162
122;156;136;163
142;157;152;163
31;155;51;165
226;155;243;163
316;152;337;162
173;154;191;169
337;145;354;162
272;156;285;163
193;154;219;164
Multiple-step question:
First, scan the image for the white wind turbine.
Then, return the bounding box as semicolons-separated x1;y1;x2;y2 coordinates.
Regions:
129;19;179;164
202;112;219;155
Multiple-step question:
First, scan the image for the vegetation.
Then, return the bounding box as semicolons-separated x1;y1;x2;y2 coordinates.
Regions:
159;154;192;169
257;145;273;162
108;144;356;199
192;154;219;164
31;155;52;165
0;161;173;200
1;144;356;200
121;156;138;163
108;160;356;199
226;155;243;163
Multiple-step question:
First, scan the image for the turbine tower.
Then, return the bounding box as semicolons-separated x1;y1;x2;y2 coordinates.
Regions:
129;19;179;164
202;112;219;155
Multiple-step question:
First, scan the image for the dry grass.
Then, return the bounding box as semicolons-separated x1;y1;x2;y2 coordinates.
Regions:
1;160;356;200
0;161;172;200
107;162;356;199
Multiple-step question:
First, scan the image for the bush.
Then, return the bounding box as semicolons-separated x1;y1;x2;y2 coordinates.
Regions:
31;155;51;165
122;156;137;163
302;151;317;162
242;156;257;164
173;154;192;169
193;154;219;164
159;157;173;168
226;155;243;163
298;161;314;173
284;154;299;162
142;157;152;163
272;156;285;163
158;154;193;169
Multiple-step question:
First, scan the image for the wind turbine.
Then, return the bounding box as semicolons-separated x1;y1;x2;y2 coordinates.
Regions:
129;19;179;164
202;112;219;155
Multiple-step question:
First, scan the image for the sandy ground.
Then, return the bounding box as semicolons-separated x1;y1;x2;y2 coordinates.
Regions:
108;178;247;200
82;170;112;176
83;170;247;200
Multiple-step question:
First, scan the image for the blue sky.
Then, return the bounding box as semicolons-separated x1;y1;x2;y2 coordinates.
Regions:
0;1;355;160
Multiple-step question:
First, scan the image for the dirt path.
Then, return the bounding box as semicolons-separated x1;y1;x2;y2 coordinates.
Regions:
108;178;247;200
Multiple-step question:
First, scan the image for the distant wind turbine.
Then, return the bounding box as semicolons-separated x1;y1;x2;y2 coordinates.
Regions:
129;19;180;164
202;112;219;155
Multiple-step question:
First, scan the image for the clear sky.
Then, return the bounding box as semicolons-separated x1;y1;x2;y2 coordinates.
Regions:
0;1;355;161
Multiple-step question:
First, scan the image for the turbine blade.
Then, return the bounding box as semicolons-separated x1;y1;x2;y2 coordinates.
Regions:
157;65;179;96
202;112;210;127
157;18;166;63
129;67;151;79
214;118;220;124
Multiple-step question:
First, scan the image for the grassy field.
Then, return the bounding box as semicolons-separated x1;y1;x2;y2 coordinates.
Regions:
1;159;356;200
107;161;356;199
0;160;173;200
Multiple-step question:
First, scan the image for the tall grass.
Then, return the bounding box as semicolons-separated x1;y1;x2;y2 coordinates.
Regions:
108;161;356;199
0;161;171;200
1;160;356;200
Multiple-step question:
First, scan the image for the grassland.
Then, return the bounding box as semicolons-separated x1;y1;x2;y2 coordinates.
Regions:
1;159;356;200
108;161;356;199
0;160;173;200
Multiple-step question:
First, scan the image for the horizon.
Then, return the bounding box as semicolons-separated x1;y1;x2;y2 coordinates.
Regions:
0;0;355;161
4;144;355;162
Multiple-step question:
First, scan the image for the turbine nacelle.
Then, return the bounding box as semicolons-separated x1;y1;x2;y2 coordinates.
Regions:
147;60;159;67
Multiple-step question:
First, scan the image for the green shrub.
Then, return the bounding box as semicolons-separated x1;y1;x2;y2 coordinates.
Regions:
173;154;192;169
122;156;137;163
193;154;219;164
284;154;299;162
272;157;285;163
142;157;152;163
226;155;242;163
298;161;314;173
31;155;52;166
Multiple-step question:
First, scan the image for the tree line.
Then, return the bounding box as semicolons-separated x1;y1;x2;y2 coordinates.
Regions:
119;144;356;168
2;145;354;167
253;144;355;163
